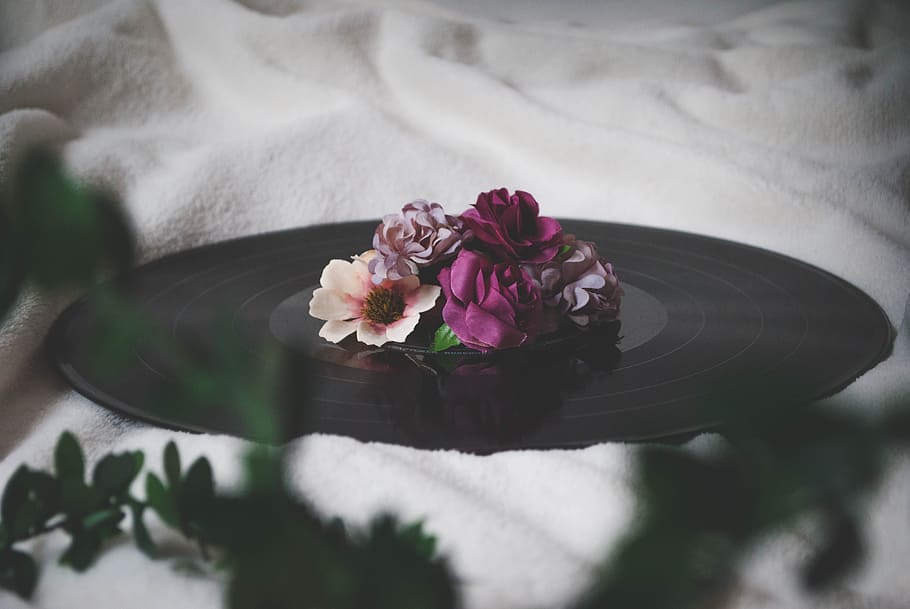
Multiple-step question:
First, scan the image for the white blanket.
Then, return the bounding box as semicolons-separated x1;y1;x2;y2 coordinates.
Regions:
1;1;909;607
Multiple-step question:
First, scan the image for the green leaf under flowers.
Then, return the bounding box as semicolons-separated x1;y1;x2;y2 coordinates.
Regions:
0;549;38;599
559;244;572;257
55;432;84;484
431;323;461;353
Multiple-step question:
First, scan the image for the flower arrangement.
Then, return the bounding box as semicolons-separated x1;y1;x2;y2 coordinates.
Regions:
309;188;622;352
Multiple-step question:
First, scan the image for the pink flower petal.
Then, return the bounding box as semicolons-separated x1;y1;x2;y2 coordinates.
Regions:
385;315;420;343
309;287;357;321
320;259;366;298
405;285;441;315
318;319;359;343
356;321;389;346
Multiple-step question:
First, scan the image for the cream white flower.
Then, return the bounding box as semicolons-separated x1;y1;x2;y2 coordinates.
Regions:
309;250;441;347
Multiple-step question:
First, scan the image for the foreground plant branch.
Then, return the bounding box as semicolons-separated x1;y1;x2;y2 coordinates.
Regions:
0;433;456;608
0;149;457;608
573;389;910;609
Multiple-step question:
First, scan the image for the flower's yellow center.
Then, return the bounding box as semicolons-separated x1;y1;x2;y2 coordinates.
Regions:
362;287;406;325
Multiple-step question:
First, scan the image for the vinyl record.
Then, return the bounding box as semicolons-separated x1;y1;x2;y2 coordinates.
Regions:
48;221;893;452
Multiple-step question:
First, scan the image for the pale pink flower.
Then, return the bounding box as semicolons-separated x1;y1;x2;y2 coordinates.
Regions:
309;250;441;347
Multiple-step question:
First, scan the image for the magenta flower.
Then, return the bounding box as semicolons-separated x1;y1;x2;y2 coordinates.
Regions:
369;199;467;283
525;237;622;328
438;249;543;351
460;188;563;264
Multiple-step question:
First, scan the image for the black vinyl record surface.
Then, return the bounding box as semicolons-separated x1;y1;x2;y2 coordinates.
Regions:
48;221;893;452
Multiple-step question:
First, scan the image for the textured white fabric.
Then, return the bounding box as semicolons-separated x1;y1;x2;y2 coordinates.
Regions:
1;1;909;607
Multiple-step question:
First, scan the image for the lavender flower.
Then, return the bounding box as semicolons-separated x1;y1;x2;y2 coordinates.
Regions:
525;236;622;329
369;199;467;283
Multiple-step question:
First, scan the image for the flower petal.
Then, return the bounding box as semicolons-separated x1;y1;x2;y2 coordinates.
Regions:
318;319;359;343
396;274;421;293
356;321;389;346
384;315;420;343
442;298;471;343
536;216;562;242
465;301;527;350
320;259;364;297
405;285;441;315
309;288;356;321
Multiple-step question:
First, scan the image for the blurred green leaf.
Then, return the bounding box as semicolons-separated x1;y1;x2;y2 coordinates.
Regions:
145;473;178;528
801;509;864;591
1;467;27;525
14;150;134;288
55;432;84;484
242;447;284;496
396;521;437;562
59;479;103;520
355;515;457;609
82;508;124;533
223;499;357;609
24;471;60;516
0;204;25;321
130;503;157;558
132;452;145;478
60;531;102;572
882;403;910;446
181;458;215;541
83;291;156;379
93;453;140;497
0;469;62;540
92;190;135;275
183;459;214;503
164;442;181;490
0;549;38;599
9;497;41;540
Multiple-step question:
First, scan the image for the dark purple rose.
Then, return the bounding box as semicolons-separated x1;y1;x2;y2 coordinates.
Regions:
369;199;467;283
460;188;563;264
524;236;622;328
438;250;543;351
